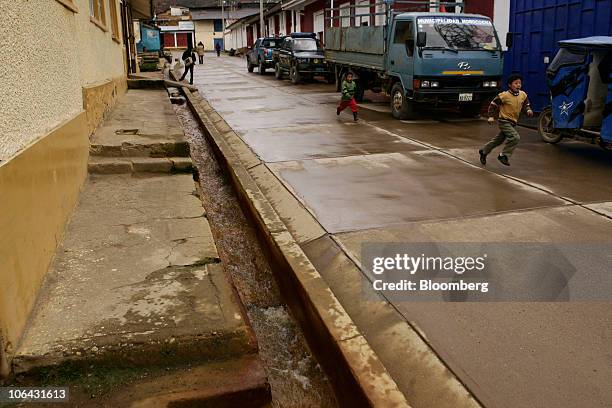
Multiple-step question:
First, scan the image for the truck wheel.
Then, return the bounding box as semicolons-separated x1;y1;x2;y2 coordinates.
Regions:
290;66;301;84
258;59;266;75
391;82;416;120
274;63;283;79
247;58;254;73
539;107;563;144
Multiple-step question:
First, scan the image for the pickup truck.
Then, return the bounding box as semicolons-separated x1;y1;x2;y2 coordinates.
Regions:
273;33;333;84
325;11;506;119
247;37;285;75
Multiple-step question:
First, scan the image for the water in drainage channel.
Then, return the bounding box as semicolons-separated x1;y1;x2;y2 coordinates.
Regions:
173;103;338;408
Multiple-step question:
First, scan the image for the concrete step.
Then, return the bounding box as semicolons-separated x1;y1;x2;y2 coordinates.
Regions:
117;356;270;407
90;141;190;158
89;89;189;158
127;78;165;89
88;157;192;174
13;174;257;377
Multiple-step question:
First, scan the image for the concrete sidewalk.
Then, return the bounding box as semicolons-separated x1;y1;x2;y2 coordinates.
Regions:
13;87;270;406
181;55;612;408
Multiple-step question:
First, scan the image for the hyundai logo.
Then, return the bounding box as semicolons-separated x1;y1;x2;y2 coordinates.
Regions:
458;62;471;70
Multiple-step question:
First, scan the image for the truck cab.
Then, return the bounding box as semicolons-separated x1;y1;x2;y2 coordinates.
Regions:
388;13;503;118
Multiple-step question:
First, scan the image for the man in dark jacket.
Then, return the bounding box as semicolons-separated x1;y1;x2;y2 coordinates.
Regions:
179;46;196;85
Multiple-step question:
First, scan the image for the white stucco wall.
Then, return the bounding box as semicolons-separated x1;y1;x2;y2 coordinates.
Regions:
76;0;125;84
0;1;81;161
0;0;126;161
494;0;510;51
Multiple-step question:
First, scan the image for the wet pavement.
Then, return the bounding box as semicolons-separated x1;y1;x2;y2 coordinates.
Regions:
190;56;612;408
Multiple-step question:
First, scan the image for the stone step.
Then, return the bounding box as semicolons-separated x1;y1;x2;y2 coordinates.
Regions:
90;141;190;158
117;356;271;408
88;157;192;174
13;175;256;377
127;78;165;89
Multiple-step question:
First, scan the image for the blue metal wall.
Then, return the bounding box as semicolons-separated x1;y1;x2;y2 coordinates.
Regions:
138;24;161;52
504;0;612;111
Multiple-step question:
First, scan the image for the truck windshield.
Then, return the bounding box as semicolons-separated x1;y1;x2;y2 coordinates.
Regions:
294;39;319;51
547;47;587;74
417;17;499;51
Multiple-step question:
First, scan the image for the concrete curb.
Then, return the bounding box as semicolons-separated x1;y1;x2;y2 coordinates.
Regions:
176;74;410;407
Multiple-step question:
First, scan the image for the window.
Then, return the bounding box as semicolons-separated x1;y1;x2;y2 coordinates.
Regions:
548;48;587;75
355;0;369;26
55;0;79;13
109;0;120;42
393;21;413;44
89;0;107;30
339;4;350;27
214;19;223;32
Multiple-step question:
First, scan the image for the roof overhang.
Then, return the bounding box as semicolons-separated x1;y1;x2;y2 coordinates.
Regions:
559;36;612;49
282;0;318;11
128;0;153;19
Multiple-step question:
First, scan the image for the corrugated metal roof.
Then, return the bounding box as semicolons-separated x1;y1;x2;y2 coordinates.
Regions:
191;8;260;20
170;0;260;8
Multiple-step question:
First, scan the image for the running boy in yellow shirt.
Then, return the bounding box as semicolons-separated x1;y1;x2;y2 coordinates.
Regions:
479;74;533;166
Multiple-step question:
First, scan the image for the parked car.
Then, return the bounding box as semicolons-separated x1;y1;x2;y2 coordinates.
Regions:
247;37;285;75
272;33;332;84
538;36;612;149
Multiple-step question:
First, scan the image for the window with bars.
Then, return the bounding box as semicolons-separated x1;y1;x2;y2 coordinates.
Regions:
89;0;107;29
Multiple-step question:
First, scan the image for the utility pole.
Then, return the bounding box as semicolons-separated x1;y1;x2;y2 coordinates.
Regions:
221;0;225;50
260;0;264;37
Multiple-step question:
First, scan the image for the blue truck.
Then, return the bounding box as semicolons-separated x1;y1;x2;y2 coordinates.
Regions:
325;4;506;119
247;37;285;75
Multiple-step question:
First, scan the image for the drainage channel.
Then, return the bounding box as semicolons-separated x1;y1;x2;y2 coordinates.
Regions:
173;102;338;408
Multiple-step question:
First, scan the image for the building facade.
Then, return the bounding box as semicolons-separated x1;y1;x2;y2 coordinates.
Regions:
157;6;197;48
0;0;151;377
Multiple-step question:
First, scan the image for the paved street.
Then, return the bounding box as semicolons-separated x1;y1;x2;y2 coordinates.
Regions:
190;55;612;408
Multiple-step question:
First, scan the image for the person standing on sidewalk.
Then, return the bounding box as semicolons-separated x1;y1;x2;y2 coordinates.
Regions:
215;42;221;57
179;46;197;85
196;41;205;64
479;74;533;166
336;72;359;122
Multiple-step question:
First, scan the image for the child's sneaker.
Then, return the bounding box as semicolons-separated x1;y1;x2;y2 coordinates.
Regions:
497;154;510;166
478;149;487;165
336;108;341;116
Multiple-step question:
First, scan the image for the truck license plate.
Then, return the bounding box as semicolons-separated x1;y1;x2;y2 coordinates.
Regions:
459;93;473;102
